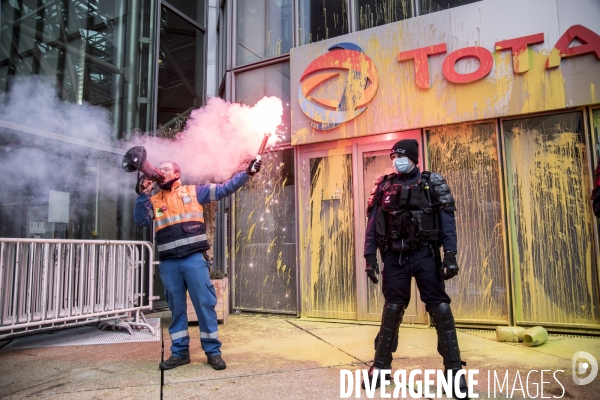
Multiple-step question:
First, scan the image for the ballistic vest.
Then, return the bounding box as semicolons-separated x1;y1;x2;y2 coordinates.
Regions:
150;181;209;259
380;177;439;248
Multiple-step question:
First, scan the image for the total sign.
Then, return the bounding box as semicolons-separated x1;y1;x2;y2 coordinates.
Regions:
291;0;600;145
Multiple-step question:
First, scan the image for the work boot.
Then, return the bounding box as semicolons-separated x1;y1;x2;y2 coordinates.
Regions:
208;354;227;370
159;355;190;370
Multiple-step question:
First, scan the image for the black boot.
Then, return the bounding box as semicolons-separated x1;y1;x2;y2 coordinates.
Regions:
429;303;470;400
363;302;405;390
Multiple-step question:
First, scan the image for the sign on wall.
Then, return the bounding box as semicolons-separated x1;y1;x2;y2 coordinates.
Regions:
290;0;600;145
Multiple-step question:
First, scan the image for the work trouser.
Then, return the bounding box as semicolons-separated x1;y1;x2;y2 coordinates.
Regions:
382;246;451;308
159;252;220;359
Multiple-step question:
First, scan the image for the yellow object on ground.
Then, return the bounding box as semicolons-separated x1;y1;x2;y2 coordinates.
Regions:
496;326;526;342
523;326;549;346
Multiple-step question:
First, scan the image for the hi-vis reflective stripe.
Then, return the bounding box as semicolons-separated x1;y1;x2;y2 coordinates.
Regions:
209;184;217;201
157;234;208;252
156;212;204;228
171;329;189;340
200;331;219;339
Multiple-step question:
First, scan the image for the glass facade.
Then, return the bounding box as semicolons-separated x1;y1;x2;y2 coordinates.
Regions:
0;0;157;137
418;0;482;15
4;0;595;326
232;61;295;311
0;1;207;244
157;3;206;128
165;0;205;24
220;0;487;315
356;0;413;30
235;0;292;66
298;0;348;45
234;62;291;142
233;149;296;311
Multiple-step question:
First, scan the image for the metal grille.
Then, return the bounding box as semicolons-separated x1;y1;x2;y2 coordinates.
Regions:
0;239;156;339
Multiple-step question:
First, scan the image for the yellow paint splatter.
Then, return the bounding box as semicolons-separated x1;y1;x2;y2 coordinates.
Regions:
304;153;357;318
504;112;599;326
428;123;508;322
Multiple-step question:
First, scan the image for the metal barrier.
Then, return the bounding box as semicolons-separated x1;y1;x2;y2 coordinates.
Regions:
0;239;157;340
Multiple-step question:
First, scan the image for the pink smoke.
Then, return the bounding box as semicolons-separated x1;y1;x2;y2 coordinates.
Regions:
133;96;283;183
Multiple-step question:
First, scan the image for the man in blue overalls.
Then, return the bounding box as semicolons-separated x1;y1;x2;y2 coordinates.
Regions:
134;159;261;371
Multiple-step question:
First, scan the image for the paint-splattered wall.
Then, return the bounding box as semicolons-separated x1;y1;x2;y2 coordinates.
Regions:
362;154;388;317
290;0;600;146
504;112;600;327
428;123;509;322
303;153;357;318
234;150;296;312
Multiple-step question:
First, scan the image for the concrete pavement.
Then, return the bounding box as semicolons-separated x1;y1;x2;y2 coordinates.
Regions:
1;312;599;399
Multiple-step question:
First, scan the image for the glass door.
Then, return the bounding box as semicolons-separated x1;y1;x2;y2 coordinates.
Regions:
356;132;426;323
298;130;427;323
299;143;357;319
503;111;600;328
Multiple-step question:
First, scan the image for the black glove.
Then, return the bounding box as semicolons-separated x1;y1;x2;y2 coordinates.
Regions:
442;251;459;280
246;159;262;176
365;254;380;284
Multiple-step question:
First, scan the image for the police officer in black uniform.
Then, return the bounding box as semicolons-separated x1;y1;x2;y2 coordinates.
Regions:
363;139;469;399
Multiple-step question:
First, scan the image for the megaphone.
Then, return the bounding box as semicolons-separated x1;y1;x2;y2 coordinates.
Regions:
122;146;166;194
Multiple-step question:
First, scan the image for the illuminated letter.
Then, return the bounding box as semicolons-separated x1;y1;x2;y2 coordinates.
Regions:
398;43;447;89
546;25;600;69
495;33;544;73
442;46;494;83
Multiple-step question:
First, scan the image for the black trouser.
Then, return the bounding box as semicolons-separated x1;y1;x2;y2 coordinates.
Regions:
382;246;451;309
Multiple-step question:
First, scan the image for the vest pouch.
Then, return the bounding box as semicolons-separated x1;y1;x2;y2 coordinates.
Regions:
411;210;439;241
408;185;422;208
399;186;410;208
400;211;412;238
387;212;403;239
181;221;203;234
155;228;172;246
382;184;403;212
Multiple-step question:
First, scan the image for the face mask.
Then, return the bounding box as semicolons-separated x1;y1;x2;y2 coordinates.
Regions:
393;157;413;174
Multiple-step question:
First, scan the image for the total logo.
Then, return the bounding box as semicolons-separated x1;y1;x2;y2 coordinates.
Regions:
298;43;379;130
298;24;600;131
